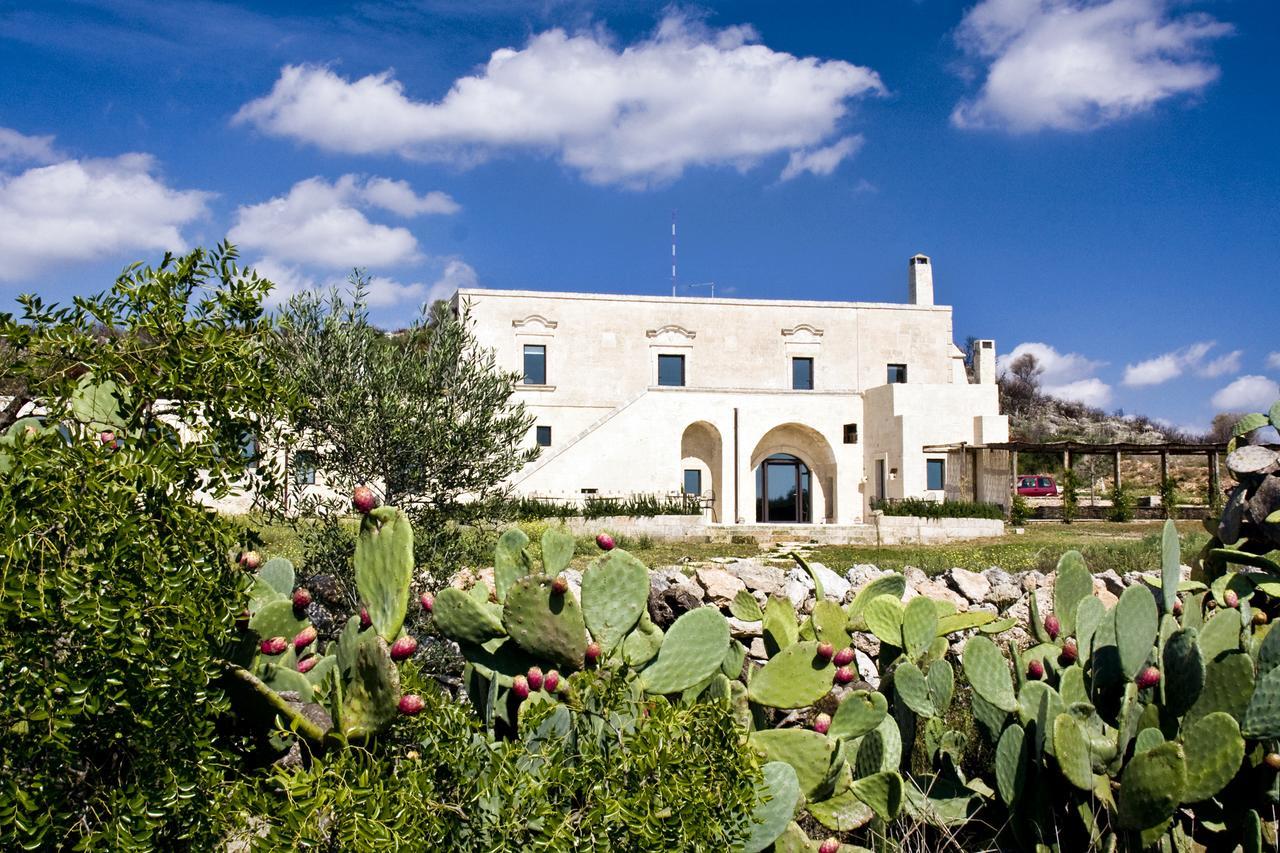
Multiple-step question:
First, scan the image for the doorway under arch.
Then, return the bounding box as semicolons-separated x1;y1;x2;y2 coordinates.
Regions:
755;453;810;523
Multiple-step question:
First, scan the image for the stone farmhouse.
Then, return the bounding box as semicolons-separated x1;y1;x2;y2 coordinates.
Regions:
458;254;1008;527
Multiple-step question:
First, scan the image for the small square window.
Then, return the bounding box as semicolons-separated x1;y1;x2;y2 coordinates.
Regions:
658;354;685;387
792;357;814;390
536;426;552;447
843;424;858;444
927;459;945;491
683;468;702;495
523;345;546;385
293;450;317;486
887;363;908;384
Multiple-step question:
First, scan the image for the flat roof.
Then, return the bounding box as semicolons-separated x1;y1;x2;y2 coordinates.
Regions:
453;287;950;312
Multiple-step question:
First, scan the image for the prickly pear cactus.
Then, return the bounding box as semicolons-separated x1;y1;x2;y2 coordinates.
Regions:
354;505;414;643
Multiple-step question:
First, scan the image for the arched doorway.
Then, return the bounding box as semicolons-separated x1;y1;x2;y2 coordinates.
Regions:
680;421;723;522
755;453;810;523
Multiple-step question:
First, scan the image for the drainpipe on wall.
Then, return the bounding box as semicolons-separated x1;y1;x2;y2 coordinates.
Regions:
733;407;740;524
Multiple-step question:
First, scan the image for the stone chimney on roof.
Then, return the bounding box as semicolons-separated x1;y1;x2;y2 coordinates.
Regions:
908;253;933;306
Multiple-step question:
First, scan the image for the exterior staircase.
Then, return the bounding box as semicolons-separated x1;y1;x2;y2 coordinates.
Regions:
511;389;649;487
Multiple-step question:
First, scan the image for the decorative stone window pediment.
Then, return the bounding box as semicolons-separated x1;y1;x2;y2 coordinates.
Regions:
781;324;824;343
512;314;558;335
646;324;696;344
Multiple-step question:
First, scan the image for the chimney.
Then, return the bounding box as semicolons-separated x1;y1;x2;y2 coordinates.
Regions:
908;254;933;306
972;339;996;385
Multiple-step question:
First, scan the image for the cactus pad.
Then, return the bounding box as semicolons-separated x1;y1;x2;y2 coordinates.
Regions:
258;557;295;596
964;635;1018;712
853;715;902;777
847;771;903;822
580;548;648;655
249;599;309;644
730;589;763;622
1117;742;1186;830
1160;520;1181;614
1161;628;1204;717
811;600;850;647
335;618;401;739
750;728;843;799
1199;610;1243;663
807;790;875;832
937;611;996;634
1075;596;1106;664
926;659;955;714
1052;714;1094;792
622;612;664;667
893;661;935;718
847;574;906;625
354;505;414;642
539;527;576;576
995;724;1029;804
901;596;938;660
747;640;836;709
493;527;531;603
639;606;730;695
433;587;507;646
1243;660;1280;738
741;761;801;853
763;596;800;656
503;575;589;670
1181;711;1244;803
864;595;905;648
1114;584;1158;680
1054;550;1092;635
829;689;888;741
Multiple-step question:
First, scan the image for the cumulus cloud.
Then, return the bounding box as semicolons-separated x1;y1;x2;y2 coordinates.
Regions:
234;13;884;187
426;259;480;305
1266;352;1280;371
779;135;864;181
1212;375;1280;411
228;174;454;268
0;150;212;281
952;0;1231;132
253;257;431;310
997;341;1111;406
1122;341;1242;385
1046;377;1113;408
0;127;59;164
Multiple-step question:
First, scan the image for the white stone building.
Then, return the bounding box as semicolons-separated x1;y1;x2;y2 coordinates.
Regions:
457;254;1008;526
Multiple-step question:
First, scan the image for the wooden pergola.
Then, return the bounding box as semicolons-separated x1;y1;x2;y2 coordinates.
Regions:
924;439;1229;516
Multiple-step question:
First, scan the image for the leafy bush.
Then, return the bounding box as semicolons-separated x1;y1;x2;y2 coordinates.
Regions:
1009;494;1031;526
1160;475;1179;519
873;497;1005;520
1060;468;1081;523
505;493;703;520
0;247;294;850
1105;480;1135;522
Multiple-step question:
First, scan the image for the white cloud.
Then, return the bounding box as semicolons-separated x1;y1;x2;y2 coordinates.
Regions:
1045;377;1113;407
997;341;1104;385
1212;375;1279;412
1266;352;1280;371
1122;341;1242;385
234;13;884;187
780;135;864;181
0;127;59;164
253;257;432;310
952;0;1231;132
426;258;480;306
228;174;454;268
0;152;211;281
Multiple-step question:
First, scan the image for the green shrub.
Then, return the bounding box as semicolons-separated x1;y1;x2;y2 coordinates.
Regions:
1009;494;1031;526
1160;475;1179;519
1060;469;1081;523
504;492;702;520
872;497;1005;520
1105;480;1135;522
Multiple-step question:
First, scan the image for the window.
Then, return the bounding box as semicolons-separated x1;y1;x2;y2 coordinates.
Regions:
536;426;552;447
927;459;945;491
912;256;929;265
293;450;317;486
1020;477;1036;488
241;432;259;469
658;354;685;387
843;423;858;444
683;468;702;496
792;357;814;390
887;363;908;384
523;344;546;385
1039;477;1053;488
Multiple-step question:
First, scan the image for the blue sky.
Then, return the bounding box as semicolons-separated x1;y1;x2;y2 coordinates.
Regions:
2;0;1277;432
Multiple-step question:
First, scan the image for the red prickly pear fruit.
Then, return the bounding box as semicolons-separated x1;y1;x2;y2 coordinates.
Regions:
297;655;319;674
819;839;841;853
813;713;832;735
1172;598;1183;615
1060;638;1079;664
353;485;377;514
292;587;313;610
1136;666;1161;689
816;642;835;662
242;551;262;570
544;670;561;693
420;591;434;612
293;625;318;653
596;533;615;551
551;576;569;595
1027;659;1045;680
1266;752;1280;770
99;430;115;445
585;642;601;665
1225;590;1239;608
1255;610;1270;626
260;636;287;656
235;609;251;630
1044;614;1061;640
398;694;425;716
527;666;544;691
833;647;855;667
359;608;372;629
834;666;855;685
513;675;530;700
390;635;418;661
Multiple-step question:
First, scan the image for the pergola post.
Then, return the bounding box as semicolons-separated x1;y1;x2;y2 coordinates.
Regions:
971;447;980;503
1159;451;1168;486
1113;451;1122;491
1209;451;1220;505
1009;449;1018;520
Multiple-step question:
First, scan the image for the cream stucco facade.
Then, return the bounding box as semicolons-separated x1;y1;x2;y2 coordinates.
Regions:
457;254;1008;526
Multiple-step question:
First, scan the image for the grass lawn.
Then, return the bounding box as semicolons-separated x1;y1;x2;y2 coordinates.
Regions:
236;512;1211;580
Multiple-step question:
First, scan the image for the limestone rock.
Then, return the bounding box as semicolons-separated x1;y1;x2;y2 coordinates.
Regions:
913;578;968;610
729;559;787;597
944;568;991;603
749;637;767;660
854;648;880;689
805;562;852;603
696;567;746;607
726;616;764;639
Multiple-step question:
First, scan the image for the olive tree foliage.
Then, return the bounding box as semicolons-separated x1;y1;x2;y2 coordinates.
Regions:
0;245;298;850
998;351;1044;418
270;274;537;570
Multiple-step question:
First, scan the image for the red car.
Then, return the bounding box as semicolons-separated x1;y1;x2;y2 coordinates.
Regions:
1017;475;1058;497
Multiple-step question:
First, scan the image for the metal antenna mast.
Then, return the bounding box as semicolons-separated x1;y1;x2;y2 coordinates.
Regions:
671;210;677;297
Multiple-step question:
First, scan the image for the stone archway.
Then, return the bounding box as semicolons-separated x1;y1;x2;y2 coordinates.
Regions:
749;423;838;523
680;421;723;522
